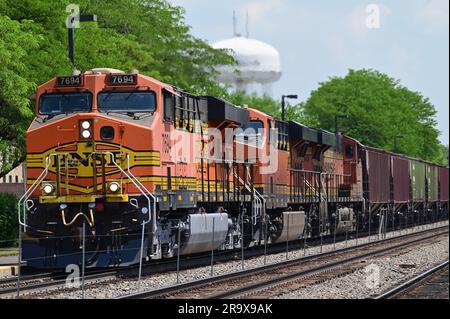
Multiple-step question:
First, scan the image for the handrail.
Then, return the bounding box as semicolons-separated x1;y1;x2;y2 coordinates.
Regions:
18;154;54;228
19;152;157;229
126;154;157;237
233;168;265;226
290;168;351;177
103;152;153;225
246;166;266;225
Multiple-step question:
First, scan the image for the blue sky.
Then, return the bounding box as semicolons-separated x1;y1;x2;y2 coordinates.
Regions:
169;0;449;144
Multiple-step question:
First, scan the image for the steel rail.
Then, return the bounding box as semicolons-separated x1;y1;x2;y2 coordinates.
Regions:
210;231;448;299
374;260;449;299
117;226;448;299
0;272;51;287
0;270;118;298
2;223;446;299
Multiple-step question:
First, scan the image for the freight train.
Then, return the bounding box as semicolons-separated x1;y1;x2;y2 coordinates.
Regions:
19;68;449;269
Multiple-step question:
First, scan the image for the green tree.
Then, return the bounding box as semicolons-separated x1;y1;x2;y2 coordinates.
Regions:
86;0;235;96
0;193;18;247
298;69;443;163
227;91;281;117
436;144;449;166
0;0;235;177
0;15;39;174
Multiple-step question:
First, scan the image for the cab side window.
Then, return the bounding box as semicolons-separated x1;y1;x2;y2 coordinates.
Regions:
163;91;174;122
236;120;265;149
345;145;354;158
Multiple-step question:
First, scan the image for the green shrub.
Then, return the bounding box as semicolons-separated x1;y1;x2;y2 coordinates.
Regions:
0;193;18;247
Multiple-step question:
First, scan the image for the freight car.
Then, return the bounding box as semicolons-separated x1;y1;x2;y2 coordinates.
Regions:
19;69;449;269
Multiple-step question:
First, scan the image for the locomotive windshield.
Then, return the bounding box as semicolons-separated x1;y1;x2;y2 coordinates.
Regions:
39;92;92;115
98;91;156;113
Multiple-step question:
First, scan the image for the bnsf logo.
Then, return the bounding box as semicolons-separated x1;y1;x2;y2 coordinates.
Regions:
27;142;160;179
50;151;123;178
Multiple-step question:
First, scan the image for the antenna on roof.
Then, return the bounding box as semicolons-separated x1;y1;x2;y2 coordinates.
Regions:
246;11;249;38
233;10;241;37
233;10;237;37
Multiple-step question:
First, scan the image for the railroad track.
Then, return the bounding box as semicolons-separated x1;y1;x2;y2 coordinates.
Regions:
0;270;119;299
375;260;449;299
0;272;52;290
2;222;447;299
118;226;448;299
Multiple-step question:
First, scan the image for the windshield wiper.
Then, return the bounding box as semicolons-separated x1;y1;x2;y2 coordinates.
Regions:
105;111;153;120
106;111;137;119
40;113;60;123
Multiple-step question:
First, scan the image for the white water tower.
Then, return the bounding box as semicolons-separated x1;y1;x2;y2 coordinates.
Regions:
212;12;282;95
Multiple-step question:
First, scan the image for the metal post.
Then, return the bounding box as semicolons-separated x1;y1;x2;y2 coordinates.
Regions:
303;216;307;256
406;211;409;233
286;213;290;260
345;230;348;247
333;212;338;250
82;222;85;299
281;95;298;122
320;219;323;254
378;211;382;241
210;218;215;277
408;209;411;233
68;25;75;66
385;209;389;238
392;209;395;237
264;216;268;265
368;207;371;242
16;224;22;299
177;224;181;284
355;212;359;246
138;221;145;291
241;211;244;270
67;14;97;67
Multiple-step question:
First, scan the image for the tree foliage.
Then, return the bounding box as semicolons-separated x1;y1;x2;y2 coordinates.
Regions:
227;91;281;117
0;15;39;174
0;0;235;176
0;193;18;247
298;69;445;164
0;2;447;173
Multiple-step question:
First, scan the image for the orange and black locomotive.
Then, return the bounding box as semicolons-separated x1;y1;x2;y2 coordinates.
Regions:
20;68;449;269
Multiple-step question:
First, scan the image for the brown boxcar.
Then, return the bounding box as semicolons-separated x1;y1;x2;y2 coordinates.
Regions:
391;156;410;203
366;149;391;203
439;167;449;202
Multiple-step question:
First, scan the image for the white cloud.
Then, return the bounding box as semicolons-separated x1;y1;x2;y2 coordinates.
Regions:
419;0;449;31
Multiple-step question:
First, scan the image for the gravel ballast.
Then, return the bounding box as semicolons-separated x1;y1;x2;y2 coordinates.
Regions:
12;221;449;299
277;236;449;299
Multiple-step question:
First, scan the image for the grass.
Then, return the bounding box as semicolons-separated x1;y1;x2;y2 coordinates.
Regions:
0;247;19;257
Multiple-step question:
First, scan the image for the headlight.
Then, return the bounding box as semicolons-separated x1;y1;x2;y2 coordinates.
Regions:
108;182;120;193
43;184;54;195
80;120;92;139
81;130;91;138
81;121;91;130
